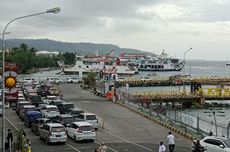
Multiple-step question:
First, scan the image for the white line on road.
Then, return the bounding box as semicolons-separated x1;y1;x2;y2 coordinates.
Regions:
5;116;19;130
66;143;82;152
95;141;119;152
99;128;153;152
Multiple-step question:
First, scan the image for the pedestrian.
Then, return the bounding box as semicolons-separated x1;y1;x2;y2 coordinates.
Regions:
94;147;99;152
6;129;13;148
158;141;166;152
167;132;175;152
195;140;205;152
99;142;107;152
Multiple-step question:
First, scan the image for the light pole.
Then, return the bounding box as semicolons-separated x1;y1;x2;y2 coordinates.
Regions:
1;7;60;151
183;47;192;92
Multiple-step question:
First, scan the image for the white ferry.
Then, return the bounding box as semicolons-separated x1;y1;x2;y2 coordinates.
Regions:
137;51;184;71
59;55;137;75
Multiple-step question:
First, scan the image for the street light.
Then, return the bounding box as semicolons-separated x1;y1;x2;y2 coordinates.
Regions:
1;7;60;152
183;47;192;92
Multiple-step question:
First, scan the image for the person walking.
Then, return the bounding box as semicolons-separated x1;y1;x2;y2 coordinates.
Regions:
158;141;166;152
99;142;107;152
6;129;13;149
167;132;175;152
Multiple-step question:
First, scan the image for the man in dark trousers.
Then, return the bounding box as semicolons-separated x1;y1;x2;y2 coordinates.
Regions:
167;132;175;152
6;129;13;148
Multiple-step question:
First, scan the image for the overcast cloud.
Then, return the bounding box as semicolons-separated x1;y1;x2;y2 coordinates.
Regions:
1;0;230;60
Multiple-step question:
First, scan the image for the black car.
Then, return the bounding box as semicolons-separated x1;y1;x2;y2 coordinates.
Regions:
57;103;75;114
29;95;43;107
31;118;50;135
51;114;75;127
37;85;48;97
68;108;84;117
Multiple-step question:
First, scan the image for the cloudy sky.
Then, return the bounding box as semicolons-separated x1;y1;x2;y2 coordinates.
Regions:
1;0;230;60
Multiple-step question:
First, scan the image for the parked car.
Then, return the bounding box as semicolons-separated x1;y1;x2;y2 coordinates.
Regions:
19;105;36;121
48;86;60;96
68;108;84;117
31;118;50;135
37;85;48;97
200;136;230;152
23;78;36;84
67;121;96;142
39;123;67;144
51;114;75;127
16;101;30;115
66;77;81;83
29;95;43;107
40;105;60;118
43;96;58;105
47;77;63;84
24;111;43;128
57;102;75;114
76;113;98;129
49;100;65;106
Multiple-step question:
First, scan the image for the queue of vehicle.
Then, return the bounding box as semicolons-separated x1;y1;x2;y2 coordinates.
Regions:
13;78;98;144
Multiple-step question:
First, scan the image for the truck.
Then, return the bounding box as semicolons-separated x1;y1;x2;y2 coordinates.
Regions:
24;111;43;128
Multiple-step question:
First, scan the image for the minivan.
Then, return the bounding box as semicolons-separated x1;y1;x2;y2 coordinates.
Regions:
77;113;98;129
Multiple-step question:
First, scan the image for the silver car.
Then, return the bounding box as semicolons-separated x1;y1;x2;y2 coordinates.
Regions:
39;123;67;144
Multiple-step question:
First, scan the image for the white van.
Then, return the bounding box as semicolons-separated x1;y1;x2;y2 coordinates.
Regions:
77;113;98;129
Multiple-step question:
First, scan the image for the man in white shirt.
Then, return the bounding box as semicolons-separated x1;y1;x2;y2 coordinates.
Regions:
159;141;166;152
167;132;175;152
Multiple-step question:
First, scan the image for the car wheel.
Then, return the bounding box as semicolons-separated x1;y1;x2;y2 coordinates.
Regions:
45;138;49;145
91;139;94;142
39;135;42;140
74;135;77;142
37;131;40;136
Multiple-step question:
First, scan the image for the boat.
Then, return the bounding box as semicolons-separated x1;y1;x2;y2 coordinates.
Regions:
58;55;137;75
137;51;184;71
226;63;230;66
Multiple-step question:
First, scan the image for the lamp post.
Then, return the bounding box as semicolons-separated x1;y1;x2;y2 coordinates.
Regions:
183;47;192;92
1;7;60;151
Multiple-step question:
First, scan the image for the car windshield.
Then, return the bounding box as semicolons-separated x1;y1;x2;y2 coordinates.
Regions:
25;107;36;111
72;110;84;115
47;107;58;112
31;96;42;102
86;115;97;120
79;126;93;131
51;127;65;132
64;104;74;109
222;139;230;147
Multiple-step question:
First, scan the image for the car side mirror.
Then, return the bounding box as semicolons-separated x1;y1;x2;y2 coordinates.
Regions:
219;145;224;149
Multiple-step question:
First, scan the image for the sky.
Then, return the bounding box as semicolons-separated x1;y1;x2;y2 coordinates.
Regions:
1;0;230;60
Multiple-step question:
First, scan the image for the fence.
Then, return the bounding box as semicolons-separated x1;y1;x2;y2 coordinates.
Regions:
117;89;229;139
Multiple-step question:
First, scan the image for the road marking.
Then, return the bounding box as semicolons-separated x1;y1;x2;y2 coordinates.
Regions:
66;144;82;152
99;128;153;152
95;141;119;152
5;116;19;130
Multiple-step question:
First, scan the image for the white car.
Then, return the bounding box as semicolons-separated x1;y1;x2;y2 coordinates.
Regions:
43;96;58;104
200;136;230;152
66;77;81;83
23;78;36;84
76;113;98;129
140;76;150;81
39;123;67;144
40;105;60;118
47;77;63;84
67;121;96;142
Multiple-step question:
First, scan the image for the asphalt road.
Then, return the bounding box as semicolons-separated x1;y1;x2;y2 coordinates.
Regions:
4;83;192;152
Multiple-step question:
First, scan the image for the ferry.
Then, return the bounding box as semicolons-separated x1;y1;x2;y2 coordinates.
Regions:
59;55;137;75
226;63;230;66
137;51;184;71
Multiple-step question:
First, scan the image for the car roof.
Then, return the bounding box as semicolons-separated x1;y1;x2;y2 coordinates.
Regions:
203;136;230;141
58;114;74;118
46;123;64;127
18;101;30;104
70;107;83;111
45;105;58;108
23;105;35;108
80;112;96;116
72;121;92;126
